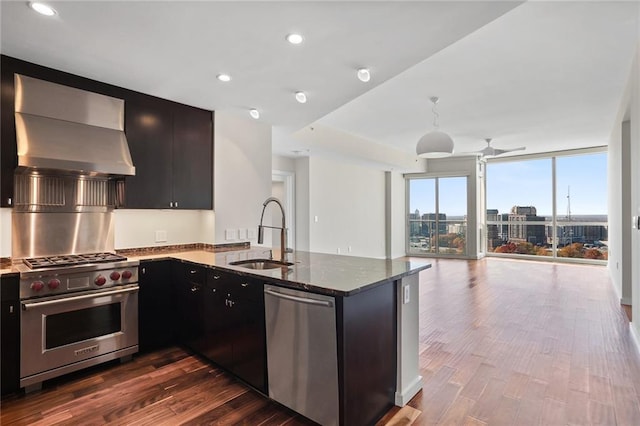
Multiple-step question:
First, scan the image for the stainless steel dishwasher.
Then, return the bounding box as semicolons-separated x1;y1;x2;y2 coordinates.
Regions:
264;285;338;426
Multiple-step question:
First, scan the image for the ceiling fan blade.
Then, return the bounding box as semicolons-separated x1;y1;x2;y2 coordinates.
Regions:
480;146;496;156
491;146;526;156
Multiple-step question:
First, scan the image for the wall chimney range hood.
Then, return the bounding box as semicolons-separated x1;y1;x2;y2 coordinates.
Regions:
14;74;135;176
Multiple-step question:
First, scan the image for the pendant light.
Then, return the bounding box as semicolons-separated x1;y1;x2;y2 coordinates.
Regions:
416;96;454;158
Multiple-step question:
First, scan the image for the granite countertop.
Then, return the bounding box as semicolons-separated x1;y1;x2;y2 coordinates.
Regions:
133;248;431;296
1;247;431;296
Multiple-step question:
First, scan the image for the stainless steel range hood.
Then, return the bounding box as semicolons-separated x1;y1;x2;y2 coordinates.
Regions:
14;74;135;176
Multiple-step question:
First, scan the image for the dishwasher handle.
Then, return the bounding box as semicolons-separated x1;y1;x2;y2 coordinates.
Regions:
264;288;333;308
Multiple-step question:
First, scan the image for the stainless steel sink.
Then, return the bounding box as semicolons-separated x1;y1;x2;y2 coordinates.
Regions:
229;259;294;270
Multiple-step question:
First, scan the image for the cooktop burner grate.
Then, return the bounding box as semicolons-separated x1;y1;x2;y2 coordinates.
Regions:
23;253;128;269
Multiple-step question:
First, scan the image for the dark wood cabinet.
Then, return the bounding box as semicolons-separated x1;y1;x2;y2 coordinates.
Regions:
0;55;213;210
203;269;266;393
125;102;213;210
124;102;174;209
338;281;397;426
1;274;20;396
173;263;207;353
172;105;213;210
138;260;175;352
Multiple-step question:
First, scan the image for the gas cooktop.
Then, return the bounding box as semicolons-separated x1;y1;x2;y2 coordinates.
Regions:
23;252;128;270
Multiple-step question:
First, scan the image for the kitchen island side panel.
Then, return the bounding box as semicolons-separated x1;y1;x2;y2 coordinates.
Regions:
338;279;396;426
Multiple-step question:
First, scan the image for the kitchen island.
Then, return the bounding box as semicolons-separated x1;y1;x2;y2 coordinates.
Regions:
134;248;430;426
2;247;430;425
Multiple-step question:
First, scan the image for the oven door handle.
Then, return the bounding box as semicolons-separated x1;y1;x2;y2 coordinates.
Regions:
22;285;139;310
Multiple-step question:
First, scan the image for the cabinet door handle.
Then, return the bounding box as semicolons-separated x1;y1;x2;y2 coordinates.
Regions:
9;305;14;314
212;275;220;280
190;270;198;274
142;267;146;275
241;283;248;287
7;197;12;206
191;286;199;292
175;202;178;208
169;202;174;208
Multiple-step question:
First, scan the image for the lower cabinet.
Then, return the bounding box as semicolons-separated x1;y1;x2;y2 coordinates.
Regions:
1;274;20;396
138;260;176;352
202;269;266;393
173;262;206;353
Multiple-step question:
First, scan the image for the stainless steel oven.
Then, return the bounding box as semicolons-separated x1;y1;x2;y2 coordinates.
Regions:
17;255;139;392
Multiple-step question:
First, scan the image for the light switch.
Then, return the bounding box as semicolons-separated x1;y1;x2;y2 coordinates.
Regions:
155;230;167;243
225;229;237;240
238;228;247;239
314;215;319;223
247;228;257;239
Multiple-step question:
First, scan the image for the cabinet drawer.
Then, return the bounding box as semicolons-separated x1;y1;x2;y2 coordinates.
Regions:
207;269;263;301
178;263;205;285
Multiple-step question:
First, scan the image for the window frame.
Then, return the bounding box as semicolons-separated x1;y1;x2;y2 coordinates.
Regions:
485;147;607;265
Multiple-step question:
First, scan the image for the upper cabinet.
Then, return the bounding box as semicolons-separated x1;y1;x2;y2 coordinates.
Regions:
172;105;213;210
0;55;213;210
124;101;213;209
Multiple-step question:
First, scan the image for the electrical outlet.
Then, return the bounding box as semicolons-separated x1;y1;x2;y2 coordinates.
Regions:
403;285;411;304
155;230;167;243
348;246;352;253
314;215;319;223
336;248;341;254
225;229;237;240
247;228;256;239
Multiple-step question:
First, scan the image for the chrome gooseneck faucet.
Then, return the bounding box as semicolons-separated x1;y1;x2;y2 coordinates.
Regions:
257;197;291;262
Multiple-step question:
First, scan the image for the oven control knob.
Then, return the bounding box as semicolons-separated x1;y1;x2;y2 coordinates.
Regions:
110;271;121;281
47;278;61;290
122;270;133;280
95;275;107;286
31;280;44;292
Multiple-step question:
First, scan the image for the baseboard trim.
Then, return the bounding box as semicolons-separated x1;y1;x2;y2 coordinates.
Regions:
630;322;640;355
395;375;423;407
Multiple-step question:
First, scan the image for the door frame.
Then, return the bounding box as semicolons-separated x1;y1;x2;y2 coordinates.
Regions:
272;170;295;250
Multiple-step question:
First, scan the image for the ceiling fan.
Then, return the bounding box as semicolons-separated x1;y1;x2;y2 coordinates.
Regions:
475;138;525;157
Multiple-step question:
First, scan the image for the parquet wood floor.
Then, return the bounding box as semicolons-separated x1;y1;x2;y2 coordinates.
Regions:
404;257;640;425
2;258;640;425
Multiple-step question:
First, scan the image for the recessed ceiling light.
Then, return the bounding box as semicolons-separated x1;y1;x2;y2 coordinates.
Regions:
216;74;231;82
295;91;307;104
286;33;304;45
28;2;56;16
249;109;260;119
357;68;371;82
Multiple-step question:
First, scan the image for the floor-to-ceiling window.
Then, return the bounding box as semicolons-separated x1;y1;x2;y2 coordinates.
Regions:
486;150;607;262
407;176;468;257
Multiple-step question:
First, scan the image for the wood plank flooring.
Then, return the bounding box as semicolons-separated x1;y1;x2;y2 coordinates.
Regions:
405;257;640;425
2;258;640;425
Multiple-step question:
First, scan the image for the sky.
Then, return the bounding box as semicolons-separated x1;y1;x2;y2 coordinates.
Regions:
409;152;608;217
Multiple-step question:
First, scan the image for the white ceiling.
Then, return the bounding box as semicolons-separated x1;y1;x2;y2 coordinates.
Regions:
1;1;639;167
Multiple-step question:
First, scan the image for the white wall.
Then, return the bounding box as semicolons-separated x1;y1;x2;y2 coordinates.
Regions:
610;38;638;309
630;35;640;337
388;171;407;259
608;119;624;300
295;157;310;251
272;155;296;173
214;111;272;245
114;209;214;248
307;156;387;258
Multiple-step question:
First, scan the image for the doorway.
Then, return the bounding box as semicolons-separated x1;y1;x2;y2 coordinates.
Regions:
272;170;295;250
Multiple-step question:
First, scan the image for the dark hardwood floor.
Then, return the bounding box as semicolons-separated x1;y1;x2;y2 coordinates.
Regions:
2;258;640;425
